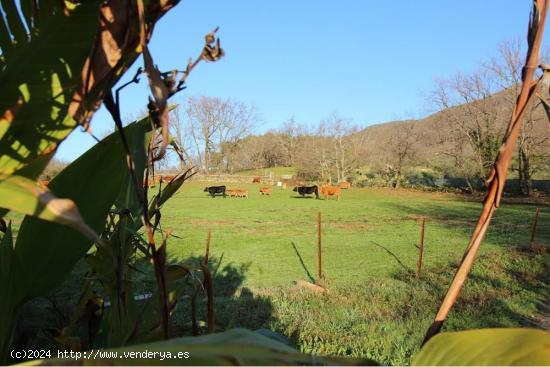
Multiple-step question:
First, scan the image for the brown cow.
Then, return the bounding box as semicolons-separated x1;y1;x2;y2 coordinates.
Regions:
320;185;341;200
237;189;249;198
259;187;272;195
161;175;176;183
252;177;261;183
338;181;351;189
227;189;248;198
146;176;162;187
226;189;239;197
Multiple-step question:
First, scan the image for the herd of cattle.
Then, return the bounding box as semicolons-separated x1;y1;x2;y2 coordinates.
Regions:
203;179;351;200
37;175;349;200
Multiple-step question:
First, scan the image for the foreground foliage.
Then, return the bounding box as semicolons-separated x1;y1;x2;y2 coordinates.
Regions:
0;0;191;361
17;327;550;366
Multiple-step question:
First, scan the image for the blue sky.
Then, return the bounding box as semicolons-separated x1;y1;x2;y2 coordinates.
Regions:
57;1;542;161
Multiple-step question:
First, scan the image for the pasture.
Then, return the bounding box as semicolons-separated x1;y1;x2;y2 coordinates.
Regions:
151;182;549;364
160;182;549;288
8;182;549;365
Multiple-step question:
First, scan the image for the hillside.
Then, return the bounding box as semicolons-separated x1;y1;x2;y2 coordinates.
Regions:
357;88;550;174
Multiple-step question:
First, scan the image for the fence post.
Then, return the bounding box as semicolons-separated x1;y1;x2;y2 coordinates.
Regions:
204;228;211;265
317;211;323;280
530;208;541;248
417;217;426;278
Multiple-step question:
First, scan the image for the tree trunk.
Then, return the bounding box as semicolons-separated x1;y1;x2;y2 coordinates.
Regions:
465;177;475;194
204;146;209;175
394;171;401;189
518;145;532;196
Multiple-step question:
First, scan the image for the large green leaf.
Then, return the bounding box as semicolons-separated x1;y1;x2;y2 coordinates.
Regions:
0;174;97;242
0;1;102;177
413;328;550;366
0;0;180;181
0;118;152;362
20;328;377;365
13;118;152;300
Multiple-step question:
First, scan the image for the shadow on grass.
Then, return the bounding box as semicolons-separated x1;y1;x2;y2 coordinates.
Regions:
385;201;550;247
173;255;276;334
290;242;316;283
390;249;550;332
371;241;413;273
12;255;277;355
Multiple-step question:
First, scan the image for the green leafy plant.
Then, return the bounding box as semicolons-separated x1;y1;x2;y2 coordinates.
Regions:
413;328;550;366
0;0;195;362
0;117;153;361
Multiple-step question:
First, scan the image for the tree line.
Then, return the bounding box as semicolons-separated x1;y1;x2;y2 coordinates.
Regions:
40;40;550;195
169;102;366;183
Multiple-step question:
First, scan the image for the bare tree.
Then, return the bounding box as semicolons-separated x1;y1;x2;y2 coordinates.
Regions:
484;40;550;195
293;132;322;180
431;40;550;195
290;115;365;183
218;100;258;173
385;124;418;189
434;128;480;193
169;107;193;169
321;113;365;183
276;118;302;167
184;96;258;174
231;132;286;171
431;69;505;181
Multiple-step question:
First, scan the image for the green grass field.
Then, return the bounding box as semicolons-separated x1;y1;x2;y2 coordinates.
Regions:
160;182;549;288
152;182;549;364
9;183;550;365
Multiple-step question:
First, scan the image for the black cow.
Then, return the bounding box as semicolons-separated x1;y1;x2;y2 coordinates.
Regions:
204;185;226;198
293;185;319;199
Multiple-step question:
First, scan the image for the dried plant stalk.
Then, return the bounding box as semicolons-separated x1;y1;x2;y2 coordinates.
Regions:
201;263;215;334
423;0;549;345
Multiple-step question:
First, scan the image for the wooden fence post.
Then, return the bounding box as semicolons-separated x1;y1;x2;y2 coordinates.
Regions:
317;211;323;280
417;217;426;278
204;228;211;265
530;208;541;248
